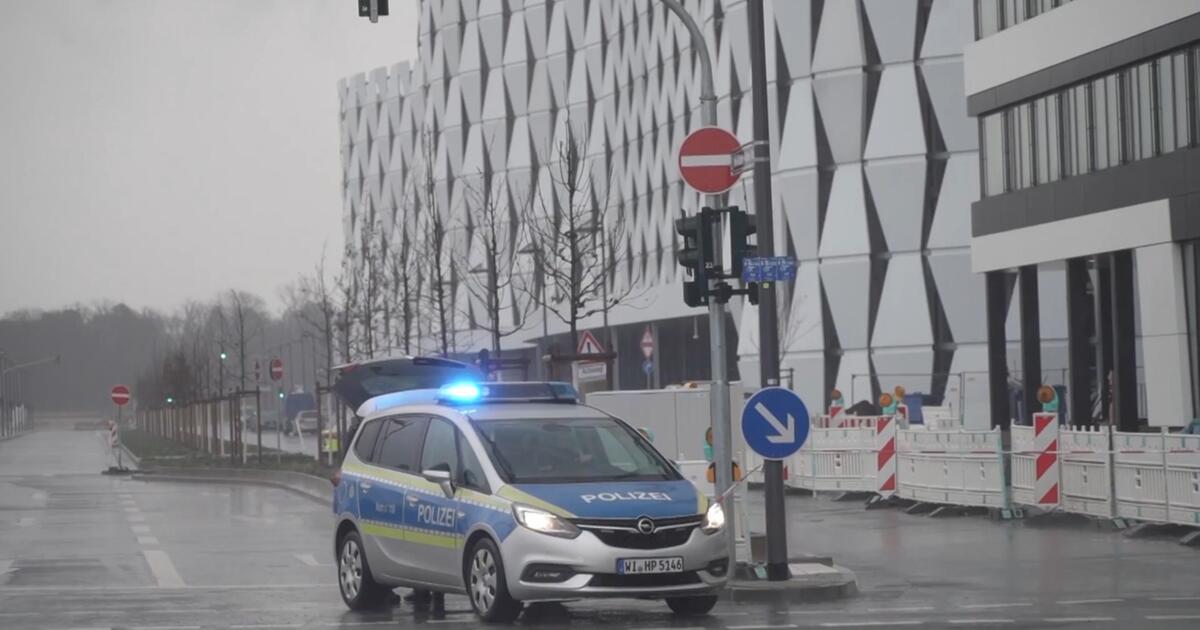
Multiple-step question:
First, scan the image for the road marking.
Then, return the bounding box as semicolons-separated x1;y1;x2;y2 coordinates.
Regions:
137;536;160;546
132;525;151;534
17;517;36;527
1043;618;1116;623
0;612;38;617
960;602;1032;609
131;626;202;630
948;621;1014;626
293;553;322;567
728;625;798;630
1146;614;1200;620
230;625;303;629
0;559;13;575
1055;598;1123;605
820;622;923;628
1151;596;1200;601
142;549;185;588
123;506;139;513
867;607;935;613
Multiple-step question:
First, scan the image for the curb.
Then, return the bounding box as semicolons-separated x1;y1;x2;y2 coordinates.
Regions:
132;467;333;506
725;565;858;603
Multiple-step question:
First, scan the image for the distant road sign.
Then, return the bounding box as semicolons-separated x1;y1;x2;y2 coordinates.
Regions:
678;127;742;194
741;387;810;460
642;359;654;376
742;256;798;283
111;385;131;407
640;326;655;359
577;331;606;356
270;358;284;381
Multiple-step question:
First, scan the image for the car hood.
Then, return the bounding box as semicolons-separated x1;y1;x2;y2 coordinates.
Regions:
506;479;704;519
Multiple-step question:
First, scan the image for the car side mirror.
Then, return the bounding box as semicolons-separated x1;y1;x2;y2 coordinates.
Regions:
422;468;455;498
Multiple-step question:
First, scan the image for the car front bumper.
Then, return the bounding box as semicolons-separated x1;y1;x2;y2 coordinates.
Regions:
500;525;729;601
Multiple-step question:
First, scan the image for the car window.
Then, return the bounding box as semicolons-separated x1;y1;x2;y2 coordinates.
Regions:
473;416;679;483
353;418;383;463
420;418;459;475
375;416;429;472
458;436;489;493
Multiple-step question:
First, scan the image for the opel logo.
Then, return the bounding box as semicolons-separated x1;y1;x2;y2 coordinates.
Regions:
636;517;655;535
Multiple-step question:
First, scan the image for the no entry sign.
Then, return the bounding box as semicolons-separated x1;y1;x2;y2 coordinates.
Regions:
270;358;284;381
678;127;743;194
640;326;655;359
111;385;131;407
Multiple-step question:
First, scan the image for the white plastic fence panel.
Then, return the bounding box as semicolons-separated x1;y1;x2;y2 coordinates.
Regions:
1113;432;1168;522
792;427;876;492
1010;425;1037;506
896;428;1006;508
1059;425;1114;518
1165;434;1200;526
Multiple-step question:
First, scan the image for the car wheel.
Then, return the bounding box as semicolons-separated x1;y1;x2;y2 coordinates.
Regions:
665;595;718;616
466;537;522;623
337;530;387;610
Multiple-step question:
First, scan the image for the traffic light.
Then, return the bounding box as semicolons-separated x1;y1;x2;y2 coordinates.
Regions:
676;208;715;307
727;206;757;278
278;389;285;400
219;350;227;361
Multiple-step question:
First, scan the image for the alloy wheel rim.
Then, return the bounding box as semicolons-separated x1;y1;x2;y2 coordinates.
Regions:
339;539;362;600
470;548;497;612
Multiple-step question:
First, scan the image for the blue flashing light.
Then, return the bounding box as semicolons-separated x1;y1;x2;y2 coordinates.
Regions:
439;382;483;403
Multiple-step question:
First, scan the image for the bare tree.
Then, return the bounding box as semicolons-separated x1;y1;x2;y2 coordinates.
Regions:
283;253;339;384
220;290;267;392
413;128;455;356
522;117;635;350
335;250;358;364
456;168;536;355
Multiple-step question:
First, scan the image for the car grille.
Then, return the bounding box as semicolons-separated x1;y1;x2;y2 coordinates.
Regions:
588;571;701;588
571;514;702;550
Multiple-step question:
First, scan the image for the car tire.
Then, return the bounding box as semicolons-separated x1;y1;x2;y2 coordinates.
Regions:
337;530;388;610
466;537;522;623
665;595;718;616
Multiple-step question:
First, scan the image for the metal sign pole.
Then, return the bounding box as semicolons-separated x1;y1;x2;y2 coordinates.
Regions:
659;0;736;568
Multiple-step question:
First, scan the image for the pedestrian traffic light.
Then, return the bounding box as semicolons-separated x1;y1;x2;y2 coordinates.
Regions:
727;206;757;278
676;209;715;307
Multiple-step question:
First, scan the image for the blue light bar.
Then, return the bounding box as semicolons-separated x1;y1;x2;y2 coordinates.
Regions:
439;382;483;403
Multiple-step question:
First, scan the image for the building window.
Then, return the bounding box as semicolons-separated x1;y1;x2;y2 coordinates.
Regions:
976;0;1074;39
978;43;1200;198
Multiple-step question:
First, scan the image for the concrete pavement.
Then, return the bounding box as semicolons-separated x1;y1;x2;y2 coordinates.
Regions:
3;418;1200;628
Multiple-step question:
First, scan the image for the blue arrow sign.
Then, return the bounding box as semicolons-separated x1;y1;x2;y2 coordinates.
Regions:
741;387;810;460
642;359;654;376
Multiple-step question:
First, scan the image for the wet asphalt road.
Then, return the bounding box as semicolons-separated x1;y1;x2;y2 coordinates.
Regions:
3;419;1200;629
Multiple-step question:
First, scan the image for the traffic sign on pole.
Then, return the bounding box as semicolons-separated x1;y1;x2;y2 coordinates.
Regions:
269;358;284;382
576;331;606;355
111;385;131;407
741;387;810;460
640;326;655;359
678;127;743;194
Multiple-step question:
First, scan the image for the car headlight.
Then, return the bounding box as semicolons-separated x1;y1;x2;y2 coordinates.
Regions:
512;504;580;539
701;501;725;534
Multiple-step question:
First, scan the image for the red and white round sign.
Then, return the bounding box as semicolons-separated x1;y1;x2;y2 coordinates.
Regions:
269;358;284;382
678;127;743;194
111;385;131;407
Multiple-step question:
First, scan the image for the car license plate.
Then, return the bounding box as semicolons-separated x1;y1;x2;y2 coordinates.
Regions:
617;557;684;574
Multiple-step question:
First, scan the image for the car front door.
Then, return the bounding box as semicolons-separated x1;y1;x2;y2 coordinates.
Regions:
363;415;429;582
404;416;463;587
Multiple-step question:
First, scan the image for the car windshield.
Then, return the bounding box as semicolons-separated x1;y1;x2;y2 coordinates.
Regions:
471;416;678;484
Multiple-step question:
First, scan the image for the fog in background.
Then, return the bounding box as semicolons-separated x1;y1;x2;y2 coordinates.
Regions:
0;0;419;316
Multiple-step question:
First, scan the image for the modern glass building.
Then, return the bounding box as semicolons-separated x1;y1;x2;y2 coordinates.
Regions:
340;0;985;418
966;0;1200;429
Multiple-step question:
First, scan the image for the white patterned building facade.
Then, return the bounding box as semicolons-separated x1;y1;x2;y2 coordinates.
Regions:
339;0;1023;424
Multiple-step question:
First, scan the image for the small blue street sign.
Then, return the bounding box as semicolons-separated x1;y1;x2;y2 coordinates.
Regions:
741;256;797;283
741;387;810;460
642;359;654;376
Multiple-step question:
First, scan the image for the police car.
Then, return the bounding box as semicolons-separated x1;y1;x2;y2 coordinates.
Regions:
331;377;729;622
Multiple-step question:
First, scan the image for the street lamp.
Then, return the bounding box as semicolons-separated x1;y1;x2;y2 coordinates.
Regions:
218;348;227;397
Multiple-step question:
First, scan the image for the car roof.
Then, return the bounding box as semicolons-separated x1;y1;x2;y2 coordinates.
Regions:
465;403;611;422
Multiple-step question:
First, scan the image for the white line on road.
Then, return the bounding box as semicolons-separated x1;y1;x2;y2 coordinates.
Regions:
867;607;935;613
820;622;923;628
948;621;1014;625
727;625;798;630
1043;618;1116;623
131;626;201;630
293;553;322;567
0;612;38;617
960;602;1033;609
1146;614;1200;620
1151;596;1200;601
128;514;146;522
137;536;160;546
1055;598;1123;605
142;549;185;588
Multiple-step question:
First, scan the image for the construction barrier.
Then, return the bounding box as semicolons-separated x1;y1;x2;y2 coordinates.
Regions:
895;427;1006;508
1164;433;1200;526
1058;425;1114;518
1011;412;1060;507
790;427;877;492
1113;432;1171;522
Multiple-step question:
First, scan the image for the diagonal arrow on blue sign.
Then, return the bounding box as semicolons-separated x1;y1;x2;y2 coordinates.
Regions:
741;387;810;460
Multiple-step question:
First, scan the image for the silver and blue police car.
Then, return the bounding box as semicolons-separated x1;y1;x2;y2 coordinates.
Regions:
330;374;728;622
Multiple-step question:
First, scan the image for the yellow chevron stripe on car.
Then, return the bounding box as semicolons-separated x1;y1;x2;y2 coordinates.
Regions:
360;521;459;549
497;485;574;517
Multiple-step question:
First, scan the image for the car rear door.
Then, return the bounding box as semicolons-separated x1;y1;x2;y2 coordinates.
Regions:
404;416;464;587
362;415;429;582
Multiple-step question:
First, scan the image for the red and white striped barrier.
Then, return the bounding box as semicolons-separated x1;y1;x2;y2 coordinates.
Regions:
1011;413;1060;508
876;416;897;497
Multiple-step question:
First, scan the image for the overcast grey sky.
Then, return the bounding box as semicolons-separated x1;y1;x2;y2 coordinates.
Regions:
0;0;418;316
